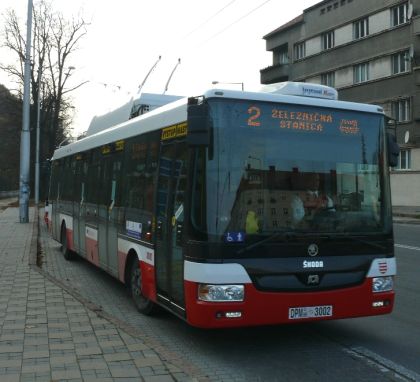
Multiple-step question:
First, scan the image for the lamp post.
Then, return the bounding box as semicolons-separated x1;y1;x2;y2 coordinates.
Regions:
212;80;244;91
19;0;33;223
34;69;42;205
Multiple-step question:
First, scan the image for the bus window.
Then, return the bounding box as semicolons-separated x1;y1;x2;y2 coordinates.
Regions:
86;149;101;204
123;131;160;241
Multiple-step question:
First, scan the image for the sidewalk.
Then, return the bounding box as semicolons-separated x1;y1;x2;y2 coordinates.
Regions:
0;200;418;381
0;207;197;382
392;206;420;224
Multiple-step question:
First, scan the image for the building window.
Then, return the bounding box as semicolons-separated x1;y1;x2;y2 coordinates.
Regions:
396;149;411;170
321;71;335;87
353;62;369;83
294;42;305;60
392;98;411;122
321;31;335;50
392;50;410;74
278;48;289;64
353;18;369;39
391;2;409;26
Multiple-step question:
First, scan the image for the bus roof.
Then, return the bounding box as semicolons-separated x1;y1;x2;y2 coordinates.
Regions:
52;87;384;161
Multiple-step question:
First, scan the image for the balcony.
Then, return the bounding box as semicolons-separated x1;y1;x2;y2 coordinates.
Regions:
260;63;290;84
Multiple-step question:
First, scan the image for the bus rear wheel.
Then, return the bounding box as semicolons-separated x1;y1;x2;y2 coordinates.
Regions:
60;224;74;261
130;259;156;315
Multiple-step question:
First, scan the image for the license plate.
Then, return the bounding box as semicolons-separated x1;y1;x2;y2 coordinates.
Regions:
288;305;333;320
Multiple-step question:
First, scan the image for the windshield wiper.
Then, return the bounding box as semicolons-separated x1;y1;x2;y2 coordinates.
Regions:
337;233;388;251
236;231;387;255
236;231;299;255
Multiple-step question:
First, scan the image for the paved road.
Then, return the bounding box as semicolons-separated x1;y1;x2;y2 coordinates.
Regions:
39;220;420;381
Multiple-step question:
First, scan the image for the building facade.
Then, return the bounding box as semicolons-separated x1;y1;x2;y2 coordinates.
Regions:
261;0;420;206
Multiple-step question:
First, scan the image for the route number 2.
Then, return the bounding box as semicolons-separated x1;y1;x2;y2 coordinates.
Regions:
247;106;261;127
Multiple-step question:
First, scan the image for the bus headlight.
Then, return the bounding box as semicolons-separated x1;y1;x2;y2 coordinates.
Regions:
372;276;393;293
198;284;244;302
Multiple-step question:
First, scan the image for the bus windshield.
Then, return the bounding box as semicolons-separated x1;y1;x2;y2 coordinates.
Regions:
191;98;392;240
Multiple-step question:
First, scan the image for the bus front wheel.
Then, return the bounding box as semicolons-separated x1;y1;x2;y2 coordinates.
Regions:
130;259;156;315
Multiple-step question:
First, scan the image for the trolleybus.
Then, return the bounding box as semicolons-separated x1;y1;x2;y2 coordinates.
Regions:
46;82;399;328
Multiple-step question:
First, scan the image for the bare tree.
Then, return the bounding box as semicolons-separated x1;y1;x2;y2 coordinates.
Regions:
0;0;89;159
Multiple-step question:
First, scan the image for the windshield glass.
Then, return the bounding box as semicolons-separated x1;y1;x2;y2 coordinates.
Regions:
192;98;391;241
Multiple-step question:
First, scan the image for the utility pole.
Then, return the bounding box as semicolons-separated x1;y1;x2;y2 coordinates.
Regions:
19;0;33;223
35;69;41;205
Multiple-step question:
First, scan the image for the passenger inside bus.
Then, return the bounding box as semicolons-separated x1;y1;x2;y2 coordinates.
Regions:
245;210;260;234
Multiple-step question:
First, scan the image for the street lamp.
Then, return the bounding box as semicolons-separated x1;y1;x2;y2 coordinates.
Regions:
34;70;43;205
19;0;33;223
212;80;244;91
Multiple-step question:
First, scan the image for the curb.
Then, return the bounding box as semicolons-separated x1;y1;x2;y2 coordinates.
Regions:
33;210;206;381
29;205;39;266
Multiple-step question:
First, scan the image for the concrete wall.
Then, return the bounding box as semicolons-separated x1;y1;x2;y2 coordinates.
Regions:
0;190;19;198
391;174;420;206
335;23;353;46
391;148;420;206
306;36;321;57
370;10;391;34
370;56;391;80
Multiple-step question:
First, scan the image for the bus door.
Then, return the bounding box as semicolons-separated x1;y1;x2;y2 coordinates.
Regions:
155;140;188;311
51;160;61;240
73;158;87;256
98;151;123;275
85;150;101;266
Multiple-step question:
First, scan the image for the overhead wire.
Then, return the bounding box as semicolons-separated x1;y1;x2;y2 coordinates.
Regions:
181;0;237;40
197;0;273;48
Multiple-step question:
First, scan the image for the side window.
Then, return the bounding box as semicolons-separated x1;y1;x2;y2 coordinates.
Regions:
173;142;188;223
50;160;60;200
61;157;75;201
101;155;123;207
124;131;160;241
75;153;88;202
86;149;101;204
125;138;148;209
191;148;207;231
124;131;159;210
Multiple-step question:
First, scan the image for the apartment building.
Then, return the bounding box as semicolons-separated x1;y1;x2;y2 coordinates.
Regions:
261;0;420;206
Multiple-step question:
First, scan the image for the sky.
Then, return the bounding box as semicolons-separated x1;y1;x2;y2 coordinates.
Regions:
0;0;320;135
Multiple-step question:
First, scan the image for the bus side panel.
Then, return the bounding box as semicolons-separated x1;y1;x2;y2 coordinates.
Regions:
85;226;99;266
117;238;157;301
52;201;61;242
140;260;156;302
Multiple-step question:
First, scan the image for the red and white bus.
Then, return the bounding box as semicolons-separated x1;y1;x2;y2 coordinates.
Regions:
46;82;399;328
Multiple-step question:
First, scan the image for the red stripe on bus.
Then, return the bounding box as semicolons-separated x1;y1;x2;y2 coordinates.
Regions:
117;251;127;282
66;229;75;252
85;237;99;266
140;260;157;302
183;279;394;328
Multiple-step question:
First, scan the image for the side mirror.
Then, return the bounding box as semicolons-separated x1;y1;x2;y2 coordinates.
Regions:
387;132;399;167
186;98;210;147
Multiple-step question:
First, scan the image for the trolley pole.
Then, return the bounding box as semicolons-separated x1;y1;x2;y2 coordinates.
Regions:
19;0;33;223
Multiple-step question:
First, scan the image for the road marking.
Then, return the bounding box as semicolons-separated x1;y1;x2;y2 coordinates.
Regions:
395;244;420;251
344;346;420;381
